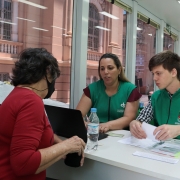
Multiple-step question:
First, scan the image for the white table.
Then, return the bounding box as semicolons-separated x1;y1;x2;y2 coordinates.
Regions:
46;130;180;180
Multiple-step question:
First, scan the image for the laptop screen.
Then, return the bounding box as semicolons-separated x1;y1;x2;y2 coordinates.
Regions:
44;105;87;142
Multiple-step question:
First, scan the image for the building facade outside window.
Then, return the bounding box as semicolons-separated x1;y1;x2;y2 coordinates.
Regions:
0;0;12;40
0;72;9;81
0;0;74;104
86;0;127;86
88;3;99;52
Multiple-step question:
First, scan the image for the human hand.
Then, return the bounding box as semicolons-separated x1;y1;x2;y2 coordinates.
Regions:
130;120;147;139
154;125;180;141
99;122;110;133
63;136;86;156
84;121;88;129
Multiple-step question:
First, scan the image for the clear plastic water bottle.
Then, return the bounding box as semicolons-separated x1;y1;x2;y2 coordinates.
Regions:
87;108;99;151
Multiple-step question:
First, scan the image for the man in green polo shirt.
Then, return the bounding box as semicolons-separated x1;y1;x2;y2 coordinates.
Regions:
130;50;180;141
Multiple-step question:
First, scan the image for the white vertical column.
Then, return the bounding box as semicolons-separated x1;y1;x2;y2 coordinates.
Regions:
11;1;18;41
1;44;3;52
98;20;104;53
4;44;7;52
70;0;89;108
125;1;137;84
90;75;93;83
154;20;165;91
156;20;164;53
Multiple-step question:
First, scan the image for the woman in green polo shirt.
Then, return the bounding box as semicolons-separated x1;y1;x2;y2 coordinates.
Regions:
76;53;141;133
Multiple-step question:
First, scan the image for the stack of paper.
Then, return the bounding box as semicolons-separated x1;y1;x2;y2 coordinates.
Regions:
119;122;180;157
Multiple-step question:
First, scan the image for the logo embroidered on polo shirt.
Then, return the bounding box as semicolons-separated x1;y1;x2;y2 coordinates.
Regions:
175;112;180;125
120;102;125;108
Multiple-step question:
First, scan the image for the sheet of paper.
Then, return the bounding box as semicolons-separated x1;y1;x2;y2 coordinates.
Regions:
106;132;124;137
118;136;157;149
151;142;180;157
141;122;159;142
133;151;179;164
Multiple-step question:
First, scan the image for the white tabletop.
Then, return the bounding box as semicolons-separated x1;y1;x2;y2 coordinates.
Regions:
47;130;180;180
85;130;180;180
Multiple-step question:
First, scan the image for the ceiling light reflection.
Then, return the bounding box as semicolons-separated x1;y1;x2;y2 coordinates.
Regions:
0;20;16;25
17;17;35;22
32;27;48;31
95;26;110;31
18;0;47;9
137;27;142;30
51;26;66;30
99;12;119;20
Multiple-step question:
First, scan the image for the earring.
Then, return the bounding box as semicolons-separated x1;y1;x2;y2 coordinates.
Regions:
118;74;120;78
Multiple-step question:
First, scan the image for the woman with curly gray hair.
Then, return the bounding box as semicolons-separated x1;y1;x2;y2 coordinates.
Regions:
0;48;85;180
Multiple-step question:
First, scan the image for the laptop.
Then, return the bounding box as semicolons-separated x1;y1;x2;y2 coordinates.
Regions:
44;105;87;143
44;104;108;141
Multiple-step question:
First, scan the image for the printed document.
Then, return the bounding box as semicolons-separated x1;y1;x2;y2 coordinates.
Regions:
118;122;180;157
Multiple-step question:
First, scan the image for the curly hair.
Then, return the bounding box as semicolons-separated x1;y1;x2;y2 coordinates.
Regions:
11;48;60;86
98;53;129;82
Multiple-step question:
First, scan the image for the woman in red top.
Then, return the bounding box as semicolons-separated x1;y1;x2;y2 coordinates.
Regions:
0;48;85;180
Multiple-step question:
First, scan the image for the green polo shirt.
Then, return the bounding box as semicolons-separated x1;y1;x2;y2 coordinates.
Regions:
151;89;180;139
88;80;136;123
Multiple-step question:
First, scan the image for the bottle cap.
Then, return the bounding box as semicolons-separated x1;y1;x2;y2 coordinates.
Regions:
91;108;97;112
139;102;144;108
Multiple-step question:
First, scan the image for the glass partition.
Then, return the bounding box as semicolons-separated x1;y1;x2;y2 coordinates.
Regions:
86;0;127;86
163;33;175;52
136;19;156;106
0;0;74;104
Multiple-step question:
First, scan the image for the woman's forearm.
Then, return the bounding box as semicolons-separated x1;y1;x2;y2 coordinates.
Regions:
108;100;139;130
35;151;65;174
108;116;134;130
35;136;85;174
36;141;70;174
54;134;63;144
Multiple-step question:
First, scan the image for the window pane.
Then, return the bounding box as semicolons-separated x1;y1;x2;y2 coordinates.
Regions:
136;19;156;106
0;0;2;18
0;72;9;81
86;1;127;85
163;33;175;52
3;23;11;40
4;1;12;20
0;0;74;106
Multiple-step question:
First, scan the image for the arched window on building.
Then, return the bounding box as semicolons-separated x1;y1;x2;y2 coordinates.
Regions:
88;3;99;52
0;0;12;40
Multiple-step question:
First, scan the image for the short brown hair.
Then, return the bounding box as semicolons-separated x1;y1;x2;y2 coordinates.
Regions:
149;51;180;80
